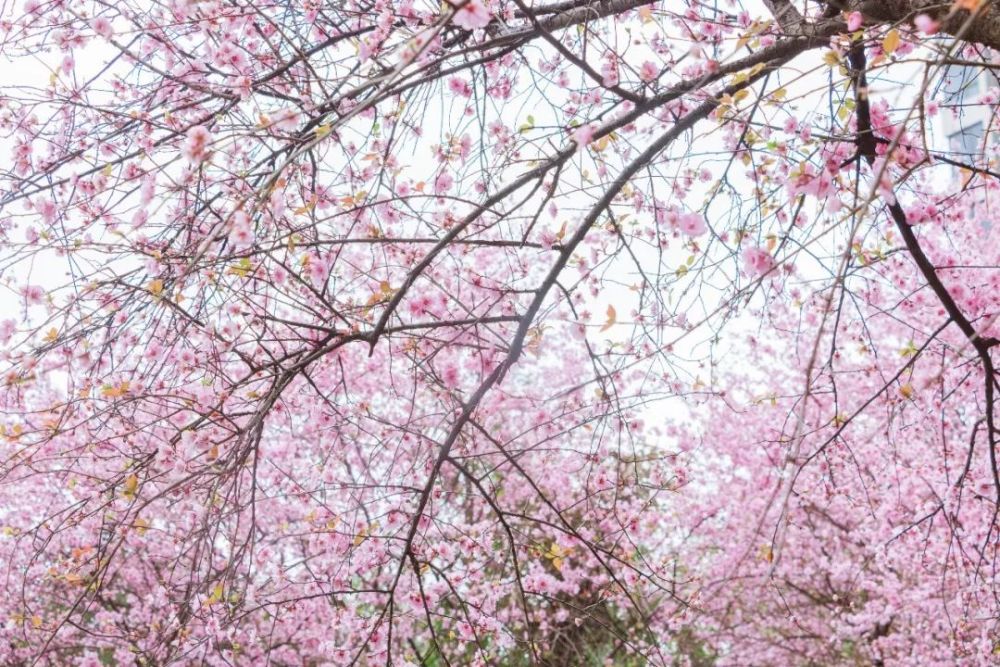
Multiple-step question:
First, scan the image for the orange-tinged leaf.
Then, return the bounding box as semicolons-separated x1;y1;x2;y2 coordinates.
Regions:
600;305;617;332
148;279;164;296
593;135;611;152
882;28;900;54
101;381;130;399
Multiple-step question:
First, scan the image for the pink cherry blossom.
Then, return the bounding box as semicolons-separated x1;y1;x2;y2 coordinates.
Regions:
679;211;707;236
0;319;16;344
36;198;57;224
572;123;595;148
639;61;659;82
181;125;212;162
742;246;775;277
914;13;939;34
21;284;45;304
846;11;863;32
91;16;113;39
228;212;254;249
451;0;491;30
434;170;453;194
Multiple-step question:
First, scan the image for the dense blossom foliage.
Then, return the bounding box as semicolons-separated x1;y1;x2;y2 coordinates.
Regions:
1;0;999;664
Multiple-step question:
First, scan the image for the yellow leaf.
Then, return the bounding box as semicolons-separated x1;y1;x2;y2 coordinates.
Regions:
148;279;164;297
733;89;750;103
900;383;914;399
206;582;223;606
882;28;900;54
823;51;841;66
314;123;332;139
102;163;114;177
44;328;58;343
122;473;138;499
31;615;42;629
600;305;617;332
229;257;252;278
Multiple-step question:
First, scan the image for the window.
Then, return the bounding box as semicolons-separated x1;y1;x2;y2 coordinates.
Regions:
939;64;997;157
942;64;987;101
948;120;983;156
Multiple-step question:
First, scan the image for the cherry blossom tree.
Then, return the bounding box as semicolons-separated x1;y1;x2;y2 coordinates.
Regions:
1;0;999;664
